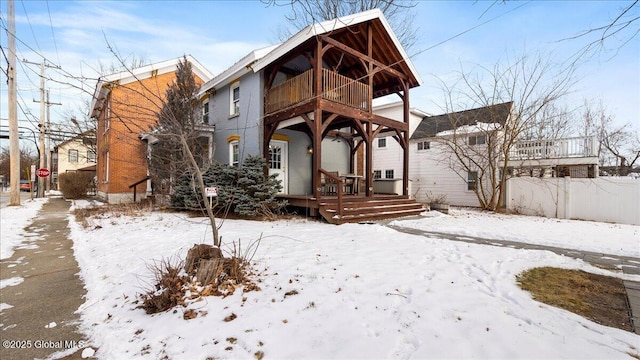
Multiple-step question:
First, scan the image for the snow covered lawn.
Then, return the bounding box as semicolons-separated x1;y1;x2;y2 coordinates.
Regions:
64;203;639;359
0;197;47;260
390;208;640;258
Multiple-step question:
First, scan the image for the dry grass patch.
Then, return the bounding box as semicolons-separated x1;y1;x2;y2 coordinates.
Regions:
72;202;155;228
517;267;632;332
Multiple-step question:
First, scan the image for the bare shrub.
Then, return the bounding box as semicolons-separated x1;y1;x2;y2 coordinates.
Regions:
59;172;94;199
138;237;263;315
140;257;188;314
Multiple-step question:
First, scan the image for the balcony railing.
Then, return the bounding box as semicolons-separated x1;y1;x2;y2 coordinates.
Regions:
265;68;370;114
508;136;597;160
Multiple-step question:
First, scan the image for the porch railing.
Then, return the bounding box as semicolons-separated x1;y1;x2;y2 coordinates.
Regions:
265;69;314;114
321;68;369;111
319;168;343;218
508;135;598;160
265;68;370;114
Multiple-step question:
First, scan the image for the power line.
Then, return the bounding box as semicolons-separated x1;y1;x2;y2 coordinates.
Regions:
45;0;61;66
19;0;42;53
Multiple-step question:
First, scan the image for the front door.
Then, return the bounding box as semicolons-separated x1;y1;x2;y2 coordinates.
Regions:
268;140;288;194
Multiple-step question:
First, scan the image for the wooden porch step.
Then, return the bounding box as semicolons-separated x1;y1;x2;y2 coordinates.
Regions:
318;198;424;225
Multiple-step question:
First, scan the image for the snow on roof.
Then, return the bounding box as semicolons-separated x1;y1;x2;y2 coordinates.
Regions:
199;8;421;95
436;122;502;137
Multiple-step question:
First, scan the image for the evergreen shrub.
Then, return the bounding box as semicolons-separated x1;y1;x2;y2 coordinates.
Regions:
170;155;286;217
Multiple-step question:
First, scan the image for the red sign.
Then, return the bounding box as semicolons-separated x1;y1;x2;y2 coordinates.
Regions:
36;168;50;178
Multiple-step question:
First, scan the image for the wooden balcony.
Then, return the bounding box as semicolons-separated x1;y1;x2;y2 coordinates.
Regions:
265;68;370;114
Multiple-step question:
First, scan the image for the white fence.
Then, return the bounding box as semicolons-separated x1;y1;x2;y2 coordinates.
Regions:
506;177;640;225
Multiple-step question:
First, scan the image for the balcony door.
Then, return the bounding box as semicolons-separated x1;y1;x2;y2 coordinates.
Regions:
268;140;288;194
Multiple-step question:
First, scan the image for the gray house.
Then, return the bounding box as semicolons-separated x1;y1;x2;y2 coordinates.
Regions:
198;9;424;223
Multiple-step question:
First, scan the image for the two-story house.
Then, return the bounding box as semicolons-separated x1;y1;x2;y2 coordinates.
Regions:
409;102;599;208
54;130;97;189
90;56;213;204
199;9;424;223
371;101;429;195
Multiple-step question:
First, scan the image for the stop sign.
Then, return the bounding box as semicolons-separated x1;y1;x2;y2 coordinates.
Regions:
36;168;50;178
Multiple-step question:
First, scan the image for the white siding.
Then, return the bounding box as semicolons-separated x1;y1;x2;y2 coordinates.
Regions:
409;139;483;207
58;139;96;174
372;102;425;185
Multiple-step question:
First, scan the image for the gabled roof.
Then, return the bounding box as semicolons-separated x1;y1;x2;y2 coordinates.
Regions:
55;129;96;149
198;45;279;95
90;55;213;118
410;102;513;140
199;8;421;96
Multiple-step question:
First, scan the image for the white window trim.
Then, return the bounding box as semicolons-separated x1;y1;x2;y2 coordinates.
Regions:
467;170;478;191
104;151;110;184
230;81;240;117
87;150;96;163
377;137;387;148
203;100;209;123
104;98;111;134
229;140;239;167
385;169;394;179
69;149;79;163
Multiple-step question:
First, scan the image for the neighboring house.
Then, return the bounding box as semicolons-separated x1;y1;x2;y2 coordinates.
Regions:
198;9;424;223
90;56;213;204
409;102;513;207
409;102;599;207
371;101;429;195
54;130;97;188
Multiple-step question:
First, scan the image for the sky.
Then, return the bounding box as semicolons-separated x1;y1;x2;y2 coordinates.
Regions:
0;0;638;149
1;197;639;358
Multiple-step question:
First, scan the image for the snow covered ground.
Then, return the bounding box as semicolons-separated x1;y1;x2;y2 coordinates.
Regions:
0;197;47;260
2;199;639;359
390;208;640;258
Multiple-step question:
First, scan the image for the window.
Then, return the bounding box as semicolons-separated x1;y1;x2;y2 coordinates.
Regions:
87;150;96;163
385;169;394;179
229;141;239;167
230;82;240;116
417;141;430;150
268;145;281;170
105;151;110;183
69;149;79;163
377;137;387;148
202;100;209;123
373;170;382;179
469;135;486;145
467;171;478;191
104;96;111;133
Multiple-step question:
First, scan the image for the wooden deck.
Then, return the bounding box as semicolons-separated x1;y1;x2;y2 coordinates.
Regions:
278;194;425;224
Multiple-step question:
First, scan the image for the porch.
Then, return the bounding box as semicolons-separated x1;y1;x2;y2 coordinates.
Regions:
279;193;424;225
260;15;421;224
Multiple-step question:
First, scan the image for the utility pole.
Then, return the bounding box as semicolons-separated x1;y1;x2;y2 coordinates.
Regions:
45;90;62;191
24;60;60;198
7;0;20;206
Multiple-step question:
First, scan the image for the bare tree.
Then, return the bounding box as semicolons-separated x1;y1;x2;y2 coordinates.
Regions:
563;0;639;59
265;0;418;51
0;145;39;183
581;100;640;175
148;57;221;247
435;53;576;210
521;103;575;140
